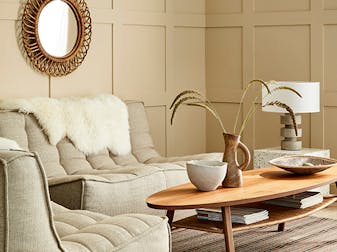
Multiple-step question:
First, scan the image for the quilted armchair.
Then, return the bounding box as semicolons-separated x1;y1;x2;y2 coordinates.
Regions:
0;150;170;252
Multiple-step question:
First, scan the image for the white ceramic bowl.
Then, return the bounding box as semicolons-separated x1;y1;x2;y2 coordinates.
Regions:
186;160;227;191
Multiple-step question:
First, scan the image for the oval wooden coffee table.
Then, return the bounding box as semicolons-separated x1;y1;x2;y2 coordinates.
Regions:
147;166;337;252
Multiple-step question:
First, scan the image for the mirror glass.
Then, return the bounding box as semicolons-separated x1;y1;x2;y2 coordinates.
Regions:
38;0;78;57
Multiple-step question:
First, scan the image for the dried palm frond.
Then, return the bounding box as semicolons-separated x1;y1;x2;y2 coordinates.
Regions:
234;79;271;134
263;101;298;136
271;86;302;97
170;89;226;132
170;90;203;109
238;95;260;135
169;80;300;140
249;79;272;94
238;82;302;135
170;96;202;125
185;102;226;133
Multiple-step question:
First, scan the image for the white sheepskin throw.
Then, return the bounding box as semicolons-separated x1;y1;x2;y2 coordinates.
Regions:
0;94;131;155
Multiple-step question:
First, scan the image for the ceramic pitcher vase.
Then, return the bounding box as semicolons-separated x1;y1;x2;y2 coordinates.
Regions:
222;133;251;188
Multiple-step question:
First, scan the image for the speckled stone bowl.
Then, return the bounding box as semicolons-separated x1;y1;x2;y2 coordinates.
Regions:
186;160;227;191
269;155;337;175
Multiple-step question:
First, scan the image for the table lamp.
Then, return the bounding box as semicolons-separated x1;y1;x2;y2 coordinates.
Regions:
262;81;320;151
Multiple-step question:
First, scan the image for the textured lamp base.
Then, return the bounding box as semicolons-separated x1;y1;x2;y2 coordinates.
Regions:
280;114;302;151
281;140;302;151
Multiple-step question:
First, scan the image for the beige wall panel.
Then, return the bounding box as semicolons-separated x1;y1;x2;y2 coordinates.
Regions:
255;25;310;81
0;21;48;98
1;0;208;159
51;24;112;97
174;0;205;14
122;0;165;12
86;0;112;9
206;27;242;91
254;108;280;149
254;0;310;12
170;107;206;156
324;25;337;92
206;103;241;152
118;25;166;99
146;106;166;156
174;27;205;92
324;0;337;10
324;107;337;158
254;108;310;149
206;0;242;14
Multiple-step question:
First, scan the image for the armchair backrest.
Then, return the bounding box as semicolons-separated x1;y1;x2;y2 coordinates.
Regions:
0;150;63;252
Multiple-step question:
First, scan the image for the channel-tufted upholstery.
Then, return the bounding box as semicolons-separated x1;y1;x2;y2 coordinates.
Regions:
0;150;170;252
53;203;170;252
0;99;222;217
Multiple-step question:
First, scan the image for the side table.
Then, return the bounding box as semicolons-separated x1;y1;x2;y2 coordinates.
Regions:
254;147;330;194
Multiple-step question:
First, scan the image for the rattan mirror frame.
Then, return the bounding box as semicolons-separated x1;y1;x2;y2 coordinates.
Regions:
22;0;92;77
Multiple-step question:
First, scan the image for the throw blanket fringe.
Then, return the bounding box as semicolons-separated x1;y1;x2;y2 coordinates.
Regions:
0;94;131;155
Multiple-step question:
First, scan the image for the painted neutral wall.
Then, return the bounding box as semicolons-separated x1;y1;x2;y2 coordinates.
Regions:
1;0;337;165
205;0;337;161
0;0;206;157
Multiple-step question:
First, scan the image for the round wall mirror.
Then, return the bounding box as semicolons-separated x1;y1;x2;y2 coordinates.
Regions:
38;0;78;58
22;0;92;76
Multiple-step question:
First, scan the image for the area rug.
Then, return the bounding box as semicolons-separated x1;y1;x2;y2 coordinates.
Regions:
172;217;337;252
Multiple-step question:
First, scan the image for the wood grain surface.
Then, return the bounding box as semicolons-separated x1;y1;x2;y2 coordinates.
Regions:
147;166;337;210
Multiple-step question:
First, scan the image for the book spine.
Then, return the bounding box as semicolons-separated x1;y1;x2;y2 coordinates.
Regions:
197;215;222;222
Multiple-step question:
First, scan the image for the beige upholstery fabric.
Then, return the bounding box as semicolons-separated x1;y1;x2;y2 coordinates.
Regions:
48;162;188;216
0;101;222;219
52;202;170;252
0;150;63;252
127;102;160;163
0;112;28;150
0;150;171;252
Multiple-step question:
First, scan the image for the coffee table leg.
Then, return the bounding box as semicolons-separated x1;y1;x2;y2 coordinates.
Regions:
278;223;286;231
166;210;175;227
221;206;235;252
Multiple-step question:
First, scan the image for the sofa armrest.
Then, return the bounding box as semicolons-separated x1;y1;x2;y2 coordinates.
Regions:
145;152;223;164
0;151;64;252
48;174;113;210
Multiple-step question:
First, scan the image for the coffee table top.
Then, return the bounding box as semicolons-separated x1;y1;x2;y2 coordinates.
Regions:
147;166;337;210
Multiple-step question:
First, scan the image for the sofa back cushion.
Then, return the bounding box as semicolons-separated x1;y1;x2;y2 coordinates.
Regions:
0;101;160;178
127;101;160;163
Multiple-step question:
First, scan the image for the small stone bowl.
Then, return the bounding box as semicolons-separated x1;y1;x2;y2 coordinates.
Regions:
186;160;227;191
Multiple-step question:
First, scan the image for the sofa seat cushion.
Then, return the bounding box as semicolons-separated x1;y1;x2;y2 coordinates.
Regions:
48;163;189;216
52;203;170;252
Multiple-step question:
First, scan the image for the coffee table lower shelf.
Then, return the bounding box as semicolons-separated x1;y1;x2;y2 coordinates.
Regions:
172;198;337;233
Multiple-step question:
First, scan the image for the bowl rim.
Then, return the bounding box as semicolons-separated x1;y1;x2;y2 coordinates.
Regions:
268;155;337;169
187;160;227;168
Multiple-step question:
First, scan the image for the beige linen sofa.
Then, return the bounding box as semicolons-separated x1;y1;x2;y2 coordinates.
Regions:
0;150;170;252
0;100;221;218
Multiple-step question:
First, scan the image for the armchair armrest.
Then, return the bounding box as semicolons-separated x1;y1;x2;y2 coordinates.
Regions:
0;150;63;252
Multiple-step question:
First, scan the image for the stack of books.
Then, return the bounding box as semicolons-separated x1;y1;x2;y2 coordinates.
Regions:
264;191;323;209
196;207;269;225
